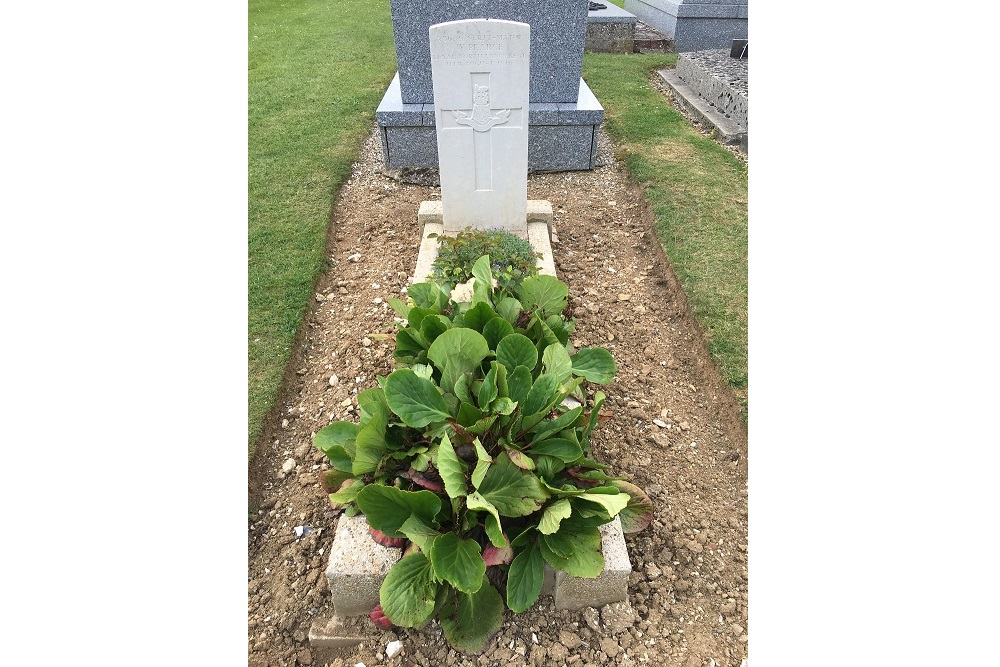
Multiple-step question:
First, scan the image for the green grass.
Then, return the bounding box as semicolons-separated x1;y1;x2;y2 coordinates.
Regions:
582;53;748;409
248;0;397;454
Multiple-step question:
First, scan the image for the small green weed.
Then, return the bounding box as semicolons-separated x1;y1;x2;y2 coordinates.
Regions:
431;228;541;291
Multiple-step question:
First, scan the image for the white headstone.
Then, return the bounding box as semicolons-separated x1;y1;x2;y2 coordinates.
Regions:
429;19;530;235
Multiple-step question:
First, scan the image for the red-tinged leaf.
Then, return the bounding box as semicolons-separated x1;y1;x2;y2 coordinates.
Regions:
369;605;393;629
400;466;445;493
370;528;407;548
582;409;614;424
482;542;514;566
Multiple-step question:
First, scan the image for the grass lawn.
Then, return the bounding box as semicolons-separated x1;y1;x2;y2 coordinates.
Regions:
248;0;397;453
583;52;748;410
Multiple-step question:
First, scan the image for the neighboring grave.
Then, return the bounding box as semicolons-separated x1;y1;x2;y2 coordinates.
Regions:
623;0;748;52
375;0;604;172
430;19;530;234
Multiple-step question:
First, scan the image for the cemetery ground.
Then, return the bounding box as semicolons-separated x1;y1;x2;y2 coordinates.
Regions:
248;120;748;666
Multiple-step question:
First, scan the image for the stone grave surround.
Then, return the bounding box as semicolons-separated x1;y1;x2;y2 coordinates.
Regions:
376;0;604;172
624;0;748;52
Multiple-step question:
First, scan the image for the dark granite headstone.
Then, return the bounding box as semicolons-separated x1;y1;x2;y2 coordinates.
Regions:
730;39;747;59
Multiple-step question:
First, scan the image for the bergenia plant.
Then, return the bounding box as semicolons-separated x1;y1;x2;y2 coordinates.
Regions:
313;255;653;653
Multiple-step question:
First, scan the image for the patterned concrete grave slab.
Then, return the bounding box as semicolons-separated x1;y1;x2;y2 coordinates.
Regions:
323;514;402;617
430;19;530;234
554;517;632;610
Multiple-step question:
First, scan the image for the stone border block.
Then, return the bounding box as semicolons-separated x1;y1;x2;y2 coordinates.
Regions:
308;614;382;663
554;517;632;610
324;514;402;617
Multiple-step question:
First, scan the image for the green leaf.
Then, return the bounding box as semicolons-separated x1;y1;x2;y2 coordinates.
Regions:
408;282;449;310
427;328;491;395
357;387;390;427
497;296;523;324
471;438;492;489
538;498;573;535
506;542;544;613
476;452;549;517
328;478;365;508
353;412;389;475
581;391;606;452
456;401;483;427
571;348;617;384
440;575;504;654
541;344;573;384
420;314;452;344
576;491;630;518
465;492;506;547
491;397;516;415
495;334;538;375
399;514;441;552
430;533;486;594
530;406;584;443
388;298;411;319
482;317;514;351
380;552;439;627
559;525;604;578
505;446;536;470
529;438;583;463
313;421;360;471
522;374;562;417
437;433;468;499
478;363;498;408
471;254;493;291
506;366;532;405
407;306;435;329
464;301;497;333
356;485;443;538
395;327;429;357
384;368;451;428
518;274;568;316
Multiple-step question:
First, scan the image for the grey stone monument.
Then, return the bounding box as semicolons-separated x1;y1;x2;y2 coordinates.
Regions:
376;0;604;172
623;0;748;52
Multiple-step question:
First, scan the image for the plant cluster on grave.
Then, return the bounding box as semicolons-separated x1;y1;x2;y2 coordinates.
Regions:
430;227;542;294
313;255;653;654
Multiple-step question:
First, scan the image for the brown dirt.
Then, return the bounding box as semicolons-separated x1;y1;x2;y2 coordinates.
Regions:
248;123;748;667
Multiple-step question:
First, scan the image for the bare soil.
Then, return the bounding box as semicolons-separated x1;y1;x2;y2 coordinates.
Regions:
248;120;748;667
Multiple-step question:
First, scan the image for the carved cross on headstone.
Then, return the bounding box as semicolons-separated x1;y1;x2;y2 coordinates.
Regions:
429;19;530;234
438;73;524;191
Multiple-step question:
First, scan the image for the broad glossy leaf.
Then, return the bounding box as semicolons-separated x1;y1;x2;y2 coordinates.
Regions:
356;485;442;538
408;282;450;310
471;439;492;489
430;533;485;594
575;491;630;518
612;480;655;534
357;387;390;427
581;391;607;452
420;314;452;344
313;421;360;471
440;575;504;654
507;366;533;405
518;274;568;316
560;525;604;578
506;542;544;613
541;344;573;384
427;328;491;395
388;297;410;319
538;498;573;535
530;406;584;443
571;348;617;384
534;454;566;479
456;401;483;427
539;532;571;569
529;438;583;463
522;374;562;417
478;363;498;408
497;296;523;324
407;306;435;329
471;254;493;291
395;327;429;357
384;368;451;428
380;552;439;627
491;397;516;415
436;433;468;499
464;301;497;333
465;492;507;547
482;317;515;351
505;446;535;470
496;334;537;374
476;452;549;517
353;414;389;475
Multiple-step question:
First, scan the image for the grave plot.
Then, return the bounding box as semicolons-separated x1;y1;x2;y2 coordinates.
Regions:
308;19;656;661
